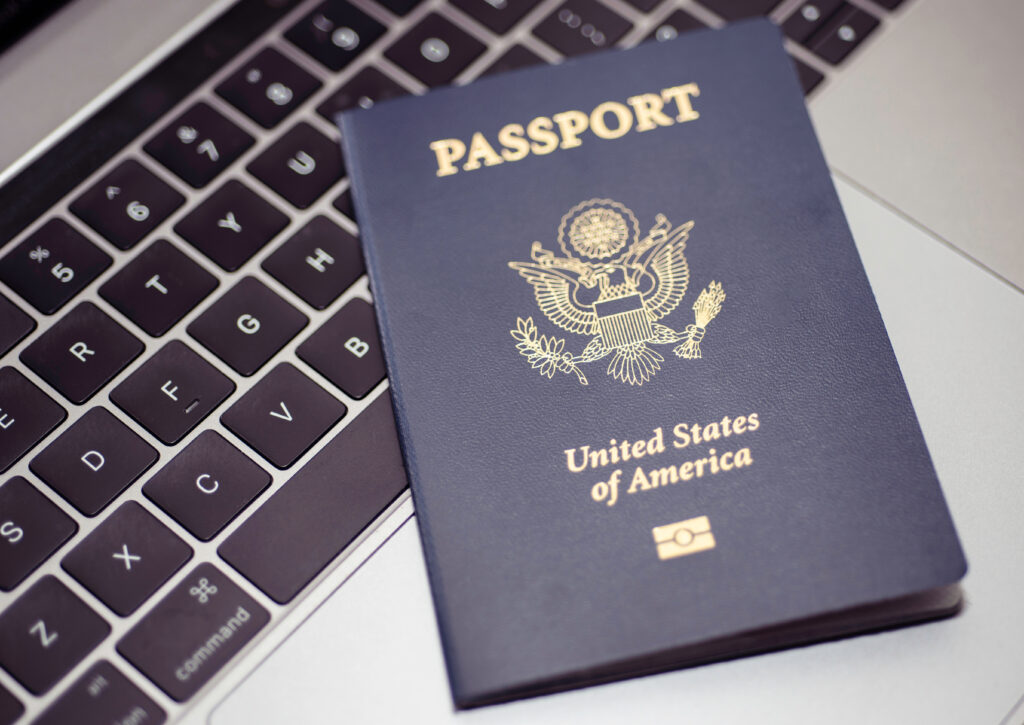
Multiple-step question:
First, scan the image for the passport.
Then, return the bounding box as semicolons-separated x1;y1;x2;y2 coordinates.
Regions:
338;20;967;708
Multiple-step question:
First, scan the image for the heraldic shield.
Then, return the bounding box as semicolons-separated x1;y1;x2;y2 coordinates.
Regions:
508;199;726;386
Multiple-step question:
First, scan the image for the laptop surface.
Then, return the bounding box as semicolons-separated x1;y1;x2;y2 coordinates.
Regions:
0;0;1021;723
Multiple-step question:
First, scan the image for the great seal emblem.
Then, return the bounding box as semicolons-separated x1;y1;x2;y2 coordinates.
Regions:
508;198;726;386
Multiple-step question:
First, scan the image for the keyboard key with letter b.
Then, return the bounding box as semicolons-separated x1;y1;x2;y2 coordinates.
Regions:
298;298;386;399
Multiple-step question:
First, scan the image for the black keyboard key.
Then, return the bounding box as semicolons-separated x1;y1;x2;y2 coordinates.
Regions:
188;277;308;376
694;0;778;20
262;216;364;310
110;340;234;445
0;219;111;315
0;682;22;725
533;0;630;57
117;563;269;701
781;0;842;42
0;367;66;474
285;1;386;72
20;302;144;404
376;0;424;16
874;0;903;8
619;0;661;14
220;392;406;603
69;160;186;251
221;363;345;469
174;180;289;271
333;188;354;220
31;407;158;516
144;431;271;541
317;67;408;122
297;298;385;399
63;501;192;616
247;123;344;209
0;293;33;357
481;44;545;76
99;239;218;337
647;9;705;41
451;0;540;34
806;3;878;65
0;575;110;694
0;477;76;591
792;55;825;94
384;13;487;87
34;660;166;725
217;47;322;129
144;102;254;188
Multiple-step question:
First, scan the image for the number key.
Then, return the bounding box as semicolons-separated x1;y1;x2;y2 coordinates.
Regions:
217;47;322;130
0;477;76;591
144;103;254;189
0;219;111;315
533;0;631;57
70;160;185;250
285;1;386;72
450;0;541;35
0;575;110;694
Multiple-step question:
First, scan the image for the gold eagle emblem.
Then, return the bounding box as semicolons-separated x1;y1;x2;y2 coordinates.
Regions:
509;199;725;386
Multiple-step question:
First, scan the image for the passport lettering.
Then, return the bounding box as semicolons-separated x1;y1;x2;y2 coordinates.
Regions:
565;414;761;507
430;83;701;177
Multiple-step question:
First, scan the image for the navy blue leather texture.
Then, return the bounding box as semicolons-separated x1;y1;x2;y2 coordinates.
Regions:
339;20;966;708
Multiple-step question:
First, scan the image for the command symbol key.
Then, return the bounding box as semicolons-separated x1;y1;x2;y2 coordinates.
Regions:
117;563;268;701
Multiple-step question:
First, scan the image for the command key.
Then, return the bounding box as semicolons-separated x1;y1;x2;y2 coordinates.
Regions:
117;562;269;701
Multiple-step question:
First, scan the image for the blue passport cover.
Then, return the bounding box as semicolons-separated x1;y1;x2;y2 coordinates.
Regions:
339;20;966;707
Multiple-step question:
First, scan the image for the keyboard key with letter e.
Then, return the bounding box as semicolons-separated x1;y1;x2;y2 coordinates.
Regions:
0;576;110;694
117;562;269;701
0;476;76;591
0;367;66;474
219;392;407;603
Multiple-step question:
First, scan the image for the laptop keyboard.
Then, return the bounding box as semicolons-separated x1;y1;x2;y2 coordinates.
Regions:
0;0;907;720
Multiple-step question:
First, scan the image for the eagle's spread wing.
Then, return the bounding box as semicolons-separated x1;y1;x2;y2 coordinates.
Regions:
637;223;692;322
508;262;597;335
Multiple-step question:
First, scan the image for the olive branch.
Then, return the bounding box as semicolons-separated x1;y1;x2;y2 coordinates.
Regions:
510;317;588;385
